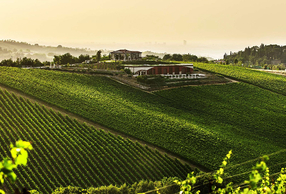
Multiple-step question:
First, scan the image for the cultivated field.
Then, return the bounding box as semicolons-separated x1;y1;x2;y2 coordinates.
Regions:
195;63;286;95
0;89;192;193
1;66;286;174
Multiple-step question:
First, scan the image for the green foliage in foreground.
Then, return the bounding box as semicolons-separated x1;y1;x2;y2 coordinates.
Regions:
195;63;286;95
0;140;32;194
47;178;179;194
176;151;286;194
0;88;191;194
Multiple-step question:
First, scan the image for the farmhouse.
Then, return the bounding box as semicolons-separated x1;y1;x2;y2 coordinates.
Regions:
124;64;202;79
110;49;142;61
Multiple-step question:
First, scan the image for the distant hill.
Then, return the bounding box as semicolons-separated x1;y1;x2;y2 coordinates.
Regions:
0;40;98;62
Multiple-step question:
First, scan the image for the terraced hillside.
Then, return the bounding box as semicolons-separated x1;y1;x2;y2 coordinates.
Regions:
0;89;192;194
0;67;286;173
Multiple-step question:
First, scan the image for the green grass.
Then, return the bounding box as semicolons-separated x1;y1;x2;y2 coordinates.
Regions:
0;67;286;174
195;63;286;95
0;89;191;194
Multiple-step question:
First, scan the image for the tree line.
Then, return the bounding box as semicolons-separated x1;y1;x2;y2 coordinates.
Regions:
163;53;208;63
0;51;107;67
53;53;91;65
0;57;50;67
53;51;108;65
224;44;286;66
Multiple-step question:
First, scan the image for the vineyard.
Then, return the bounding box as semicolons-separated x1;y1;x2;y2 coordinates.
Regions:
195;63;286;95
155;82;286;176
0;67;286;175
0;89;192;193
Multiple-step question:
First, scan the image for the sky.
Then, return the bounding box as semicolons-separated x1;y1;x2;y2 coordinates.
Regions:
1;0;286;59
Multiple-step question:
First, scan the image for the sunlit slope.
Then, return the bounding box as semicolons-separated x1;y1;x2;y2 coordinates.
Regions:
195;63;286;95
0;89;192;194
155;82;286;155
0;67;286;171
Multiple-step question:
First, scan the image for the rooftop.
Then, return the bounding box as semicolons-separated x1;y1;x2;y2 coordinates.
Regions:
110;49;141;54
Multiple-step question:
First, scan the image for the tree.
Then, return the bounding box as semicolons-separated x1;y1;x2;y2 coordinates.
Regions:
0;59;16;67
53;55;61;65
197;57;208;63
143;55;160;61
60;53;74;65
223;53;228;59
182;54;198;62
20;57;34;67
163;54;172;61
78;54;90;63
96;50;101;62
172;54;183;61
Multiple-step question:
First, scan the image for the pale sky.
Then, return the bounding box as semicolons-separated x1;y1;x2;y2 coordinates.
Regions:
1;0;286;59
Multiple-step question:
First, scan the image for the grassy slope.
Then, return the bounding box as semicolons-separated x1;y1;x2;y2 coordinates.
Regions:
155;83;286;171
195;63;286;95
0;89;191;194
0;67;286;172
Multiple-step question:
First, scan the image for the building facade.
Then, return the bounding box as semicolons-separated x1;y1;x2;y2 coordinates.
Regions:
124;64;196;79
110;49;142;61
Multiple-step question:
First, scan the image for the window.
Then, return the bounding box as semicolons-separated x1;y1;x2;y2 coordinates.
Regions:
158;67;162;74
163;68;167;74
175;67;179;74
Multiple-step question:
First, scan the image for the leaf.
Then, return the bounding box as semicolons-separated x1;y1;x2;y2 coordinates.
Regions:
23;141;33;150
16;140;24;148
15;154;28;166
211;185;216;191
217;176;223;184
2;158;15;171
11;148;18;159
0;189;5;194
0;172;4;184
7;172;17;182
222;160;227;166
226;150;232;159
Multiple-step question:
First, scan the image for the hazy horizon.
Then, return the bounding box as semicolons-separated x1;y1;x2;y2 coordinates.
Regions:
1;0;286;59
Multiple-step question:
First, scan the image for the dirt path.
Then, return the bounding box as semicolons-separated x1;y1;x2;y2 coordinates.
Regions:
0;83;206;171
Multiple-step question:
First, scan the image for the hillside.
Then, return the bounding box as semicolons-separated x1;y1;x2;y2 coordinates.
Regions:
0;89;192;194
224;44;286;65
0;40;97;62
195;63;286;95
1;66;286;175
